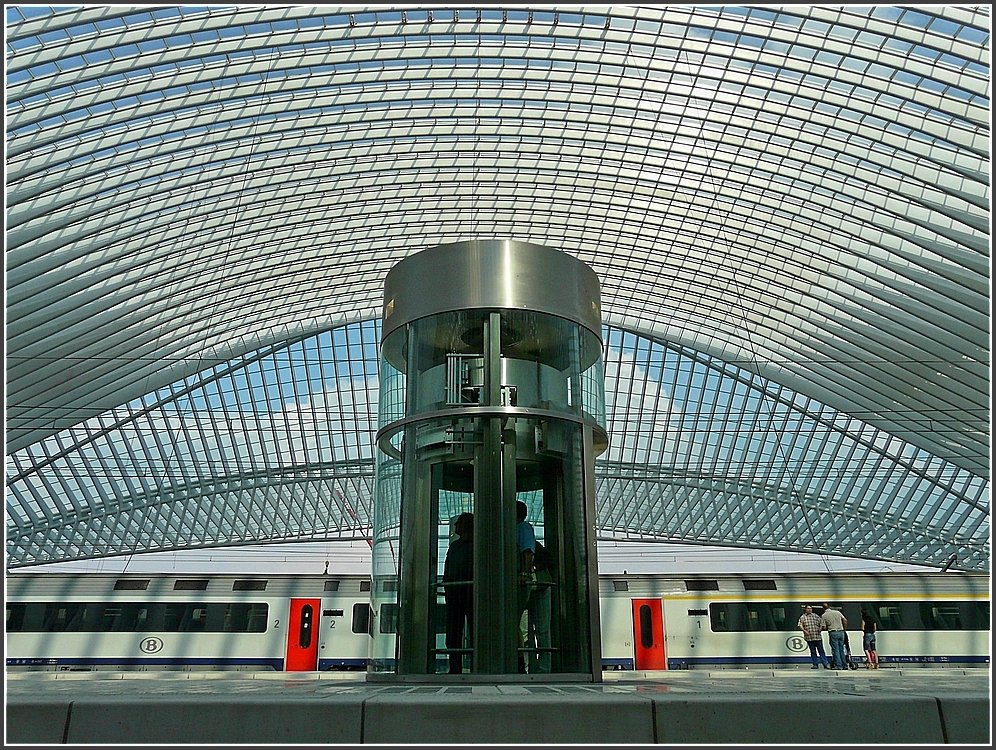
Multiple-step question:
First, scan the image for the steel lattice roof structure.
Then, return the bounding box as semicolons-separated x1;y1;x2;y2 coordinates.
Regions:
5;5;991;571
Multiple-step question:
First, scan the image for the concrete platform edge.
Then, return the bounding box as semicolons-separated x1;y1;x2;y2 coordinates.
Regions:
6;670;991;745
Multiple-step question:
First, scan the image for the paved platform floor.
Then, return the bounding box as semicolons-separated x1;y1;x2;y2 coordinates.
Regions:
6;667;991;745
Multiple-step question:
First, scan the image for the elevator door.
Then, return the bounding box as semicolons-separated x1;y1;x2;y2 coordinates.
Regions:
632;598;666;670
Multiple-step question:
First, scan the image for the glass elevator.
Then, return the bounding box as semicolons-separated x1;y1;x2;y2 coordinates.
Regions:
370;240;607;681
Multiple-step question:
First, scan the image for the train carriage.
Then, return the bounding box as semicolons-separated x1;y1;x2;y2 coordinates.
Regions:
5;573;373;672
5;570;989;672
599;572;990;670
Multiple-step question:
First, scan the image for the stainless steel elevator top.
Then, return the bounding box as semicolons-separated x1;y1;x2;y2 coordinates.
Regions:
382;240;601;342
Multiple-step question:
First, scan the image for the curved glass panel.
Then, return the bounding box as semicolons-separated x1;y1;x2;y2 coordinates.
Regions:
382;309;604;427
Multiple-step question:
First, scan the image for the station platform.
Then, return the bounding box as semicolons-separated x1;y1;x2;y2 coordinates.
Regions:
5;667;990;745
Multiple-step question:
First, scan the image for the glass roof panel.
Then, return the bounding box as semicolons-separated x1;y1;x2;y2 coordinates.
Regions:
5;5;989;570
6;322;988;570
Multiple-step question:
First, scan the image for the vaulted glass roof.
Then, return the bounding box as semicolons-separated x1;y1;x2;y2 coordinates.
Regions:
5;5;990;571
6;320;989;569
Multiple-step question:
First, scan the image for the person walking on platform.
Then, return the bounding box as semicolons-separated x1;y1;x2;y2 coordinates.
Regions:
798;605;830;669
861;608;879;669
820;603;848;670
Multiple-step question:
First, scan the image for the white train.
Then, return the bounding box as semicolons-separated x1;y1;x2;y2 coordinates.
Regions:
5;570;989;672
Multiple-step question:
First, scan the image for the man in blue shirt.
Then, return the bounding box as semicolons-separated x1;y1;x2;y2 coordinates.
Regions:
516;501;552;674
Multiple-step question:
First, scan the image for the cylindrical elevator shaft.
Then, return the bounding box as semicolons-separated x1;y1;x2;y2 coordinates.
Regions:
371;240;608;681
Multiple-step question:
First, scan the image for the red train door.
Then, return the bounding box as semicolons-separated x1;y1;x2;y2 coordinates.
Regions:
285;598;320;671
632;598;666;670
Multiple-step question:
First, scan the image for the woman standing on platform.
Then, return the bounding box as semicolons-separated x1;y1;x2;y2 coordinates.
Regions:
861;609;879;669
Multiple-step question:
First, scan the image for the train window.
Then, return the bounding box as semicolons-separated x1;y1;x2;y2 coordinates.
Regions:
98;605;122;631
298;604;315;648
11;602;284;632
174;579;209;590
710;603;794;632
380;603;400;634
232;580;267;591
164;603;209;631
246;605;269;632
876;604;905;630
382;579;399;592
972;601;990;630
613;580;629;592
98;603;151;632
114;579;150;590
688;609;708;616
6;603;26;632
755;604;790;630
711;600;990;632
638;605;654;647
685;579;719;591
743;579;777;590
711;605;730;631
224;603;268;632
325;609;344;617
351;603;372;634
41;603;88;632
324;580;341;591
921;604;963;630
360;580;372;592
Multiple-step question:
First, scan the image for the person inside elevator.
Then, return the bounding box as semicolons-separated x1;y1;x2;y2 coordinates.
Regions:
442;512;474;674
516;500;552;673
